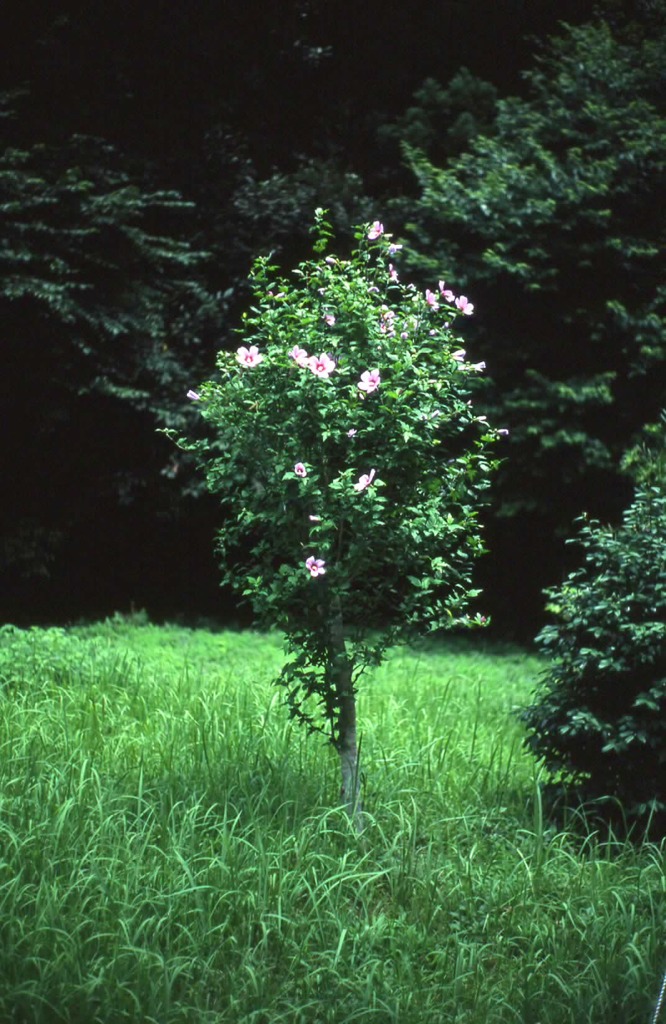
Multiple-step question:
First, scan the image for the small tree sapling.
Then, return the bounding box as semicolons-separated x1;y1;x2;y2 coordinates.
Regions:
177;211;500;825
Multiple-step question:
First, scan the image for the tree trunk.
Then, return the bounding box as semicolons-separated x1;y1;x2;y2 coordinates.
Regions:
337;679;362;829
329;602;363;830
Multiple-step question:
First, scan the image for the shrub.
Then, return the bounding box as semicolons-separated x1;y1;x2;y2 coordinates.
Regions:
522;482;666;833
176;212;500;823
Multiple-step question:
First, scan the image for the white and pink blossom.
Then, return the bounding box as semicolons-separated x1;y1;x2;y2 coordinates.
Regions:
358;369;381;394
367;221;384;240
455;295;474;315
305;555;326;577
237;345;264;367
294;462;307;477
425;289;440;310
186;390;200;401
289;345;310;367
323;313;336;326
347;428;357;438
354;469;376;492
308;353;336;378
388;264;399;282
439;285;456;302
388;243;403;256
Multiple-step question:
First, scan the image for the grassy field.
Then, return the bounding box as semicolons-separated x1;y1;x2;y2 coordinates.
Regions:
0;616;664;1023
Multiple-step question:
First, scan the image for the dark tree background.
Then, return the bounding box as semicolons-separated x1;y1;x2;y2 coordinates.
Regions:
2;0;662;634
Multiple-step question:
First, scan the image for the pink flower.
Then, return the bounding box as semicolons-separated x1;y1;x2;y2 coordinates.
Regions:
308;353;336;378
469;361;486;372
289;345;310;367
451;349;466;363
305;555;326;577
367;221;384;240
455;295;474;315
294;462;307;477
323;313;336;326
237;345;264;367
388;243;403;255
358;369;381;394
354;469;376;492
440;287;456;303
186;390;200;401
389;264;399;282
425;289;440;310
347;428;357;438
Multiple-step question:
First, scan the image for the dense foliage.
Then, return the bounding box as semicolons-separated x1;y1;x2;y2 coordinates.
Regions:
1;112;225;615
1;125;218;415
522;477;666;833
390;14;666;629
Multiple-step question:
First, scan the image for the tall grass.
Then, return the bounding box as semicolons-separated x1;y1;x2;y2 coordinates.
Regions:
0;618;664;1023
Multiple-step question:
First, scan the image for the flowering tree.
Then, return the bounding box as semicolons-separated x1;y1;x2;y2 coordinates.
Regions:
178;211;500;825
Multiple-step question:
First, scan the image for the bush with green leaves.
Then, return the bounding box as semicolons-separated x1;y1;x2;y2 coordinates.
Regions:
522;479;666;833
178;212;500;822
